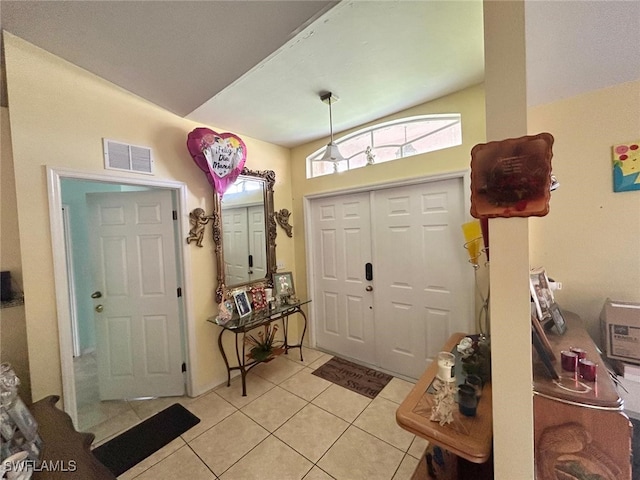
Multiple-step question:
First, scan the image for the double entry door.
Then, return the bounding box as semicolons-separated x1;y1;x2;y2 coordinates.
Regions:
310;177;473;379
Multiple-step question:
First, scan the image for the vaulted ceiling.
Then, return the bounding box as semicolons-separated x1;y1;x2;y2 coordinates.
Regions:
2;1;638;148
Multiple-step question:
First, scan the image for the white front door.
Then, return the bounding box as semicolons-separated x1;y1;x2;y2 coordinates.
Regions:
309;177;472;379
311;192;376;365
373;178;470;379
87;190;184;400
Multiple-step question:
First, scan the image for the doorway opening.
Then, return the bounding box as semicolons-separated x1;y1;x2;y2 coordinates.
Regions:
47;167;196;429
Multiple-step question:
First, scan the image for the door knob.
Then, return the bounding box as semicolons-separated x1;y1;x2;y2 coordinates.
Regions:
366;286;373;292
91;291;102;299
95;304;104;313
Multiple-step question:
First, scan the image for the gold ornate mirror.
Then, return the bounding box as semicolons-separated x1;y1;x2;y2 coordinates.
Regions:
212;168;277;303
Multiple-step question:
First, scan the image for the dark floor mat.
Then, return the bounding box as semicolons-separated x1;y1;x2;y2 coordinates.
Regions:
92;403;200;477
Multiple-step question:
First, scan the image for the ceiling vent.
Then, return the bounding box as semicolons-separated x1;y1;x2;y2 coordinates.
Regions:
103;139;154;175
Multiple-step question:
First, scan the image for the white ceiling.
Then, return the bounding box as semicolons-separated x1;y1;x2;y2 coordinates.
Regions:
2;1;638;148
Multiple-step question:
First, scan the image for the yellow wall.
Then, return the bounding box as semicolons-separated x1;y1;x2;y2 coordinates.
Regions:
529;80;640;340
3;32;294;400
289;84;487;300
0;106;32;403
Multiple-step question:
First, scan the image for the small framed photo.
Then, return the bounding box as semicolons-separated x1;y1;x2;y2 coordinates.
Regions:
548;302;567;335
233;290;252;317
249;285;267;310
529;267;554;322
273;272;295;297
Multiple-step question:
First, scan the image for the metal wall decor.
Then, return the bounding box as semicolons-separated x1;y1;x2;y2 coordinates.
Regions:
186;208;214;247
274;208;293;237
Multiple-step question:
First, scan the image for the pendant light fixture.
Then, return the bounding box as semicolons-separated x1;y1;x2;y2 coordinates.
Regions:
319;92;345;171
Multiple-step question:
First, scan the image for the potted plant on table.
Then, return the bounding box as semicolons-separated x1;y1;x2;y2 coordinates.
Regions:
245;324;283;362
457;335;492;384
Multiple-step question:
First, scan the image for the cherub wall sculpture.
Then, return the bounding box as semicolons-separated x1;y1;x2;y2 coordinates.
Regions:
186;208;214;247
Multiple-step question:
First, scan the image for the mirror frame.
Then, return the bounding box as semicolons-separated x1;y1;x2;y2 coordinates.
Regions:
212;167;277;303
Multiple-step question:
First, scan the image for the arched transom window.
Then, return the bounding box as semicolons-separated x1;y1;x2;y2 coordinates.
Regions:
306;114;462;178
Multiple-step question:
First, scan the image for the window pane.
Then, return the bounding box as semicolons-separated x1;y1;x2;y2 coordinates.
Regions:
342;132;371;156
375;146;401;163
412;124;462;153
349;152;368;169
312;160;335;177
306;114;462;178
373;125;405;147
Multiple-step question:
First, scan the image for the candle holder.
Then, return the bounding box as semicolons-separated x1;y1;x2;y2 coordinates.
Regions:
560;350;578;372
579;359;597;382
437;351;456;383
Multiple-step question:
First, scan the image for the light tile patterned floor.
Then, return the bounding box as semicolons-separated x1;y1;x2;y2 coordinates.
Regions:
76;348;428;479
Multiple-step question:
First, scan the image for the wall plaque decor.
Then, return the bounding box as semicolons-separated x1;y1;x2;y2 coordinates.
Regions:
612;139;640;192
470;133;554;218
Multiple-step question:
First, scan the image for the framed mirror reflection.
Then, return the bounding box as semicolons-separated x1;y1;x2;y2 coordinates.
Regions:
212;168;277;303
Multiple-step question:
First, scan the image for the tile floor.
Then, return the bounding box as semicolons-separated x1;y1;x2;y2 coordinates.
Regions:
74;348;428;480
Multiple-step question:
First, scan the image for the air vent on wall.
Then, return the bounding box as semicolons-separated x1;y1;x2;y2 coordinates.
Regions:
103;139;154;175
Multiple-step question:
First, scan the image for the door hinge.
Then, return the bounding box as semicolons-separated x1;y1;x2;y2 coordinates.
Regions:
172;210;177;220
177;287;182;297
181;362;187;373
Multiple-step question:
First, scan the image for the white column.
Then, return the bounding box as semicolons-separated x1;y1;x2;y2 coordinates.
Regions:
483;1;535;478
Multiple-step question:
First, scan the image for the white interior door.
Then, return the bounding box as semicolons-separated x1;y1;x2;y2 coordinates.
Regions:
373;178;470;379
247;205;266;281
309;177;472;379
223;208;250;285
87;190;184;400
311;192;376;365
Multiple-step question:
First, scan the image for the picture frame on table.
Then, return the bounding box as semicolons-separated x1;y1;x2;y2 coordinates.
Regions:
233;290;252;318
532;324;560;380
531;314;556;361
529;267;554;322
273;272;295;297
249;285;268;310
548;302;567;335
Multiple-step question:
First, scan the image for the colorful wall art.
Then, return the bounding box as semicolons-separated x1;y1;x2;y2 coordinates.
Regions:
612;140;640;192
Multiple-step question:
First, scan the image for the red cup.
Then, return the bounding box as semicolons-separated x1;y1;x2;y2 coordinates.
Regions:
560;350;578;372
579;359;597;382
570;347;587;360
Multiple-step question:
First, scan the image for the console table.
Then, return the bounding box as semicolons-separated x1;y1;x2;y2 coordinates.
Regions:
533;311;632;480
208;298;311;396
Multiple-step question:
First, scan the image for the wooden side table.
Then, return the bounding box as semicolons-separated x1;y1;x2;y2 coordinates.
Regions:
396;333;493;478
30;395;115;480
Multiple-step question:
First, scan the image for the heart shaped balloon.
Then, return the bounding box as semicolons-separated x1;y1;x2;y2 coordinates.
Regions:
187;127;247;195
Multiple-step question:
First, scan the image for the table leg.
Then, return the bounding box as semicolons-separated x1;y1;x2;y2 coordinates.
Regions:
218;328;231;387
235;332;248;396
281;307;307;362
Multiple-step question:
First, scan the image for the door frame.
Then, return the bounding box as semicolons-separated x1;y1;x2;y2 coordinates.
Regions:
303;169;473;350
47;166;196;425
61;204;81;358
